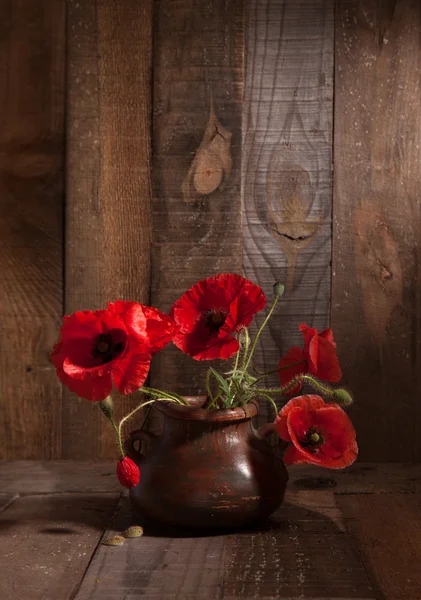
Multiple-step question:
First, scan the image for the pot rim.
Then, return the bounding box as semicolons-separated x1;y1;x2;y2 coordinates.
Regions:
153;396;259;422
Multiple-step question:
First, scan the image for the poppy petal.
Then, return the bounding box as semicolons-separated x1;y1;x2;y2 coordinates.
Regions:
53;353;112;401
283;443;306;465
319;327;336;345
112;346;151;394
314;337;342;382
278;346;307;394
170;273;265;361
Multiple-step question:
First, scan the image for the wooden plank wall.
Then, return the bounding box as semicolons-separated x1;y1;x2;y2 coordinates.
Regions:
0;0;65;459
242;0;334;417
65;0;153;459
149;0;244;395
333;0;421;461
1;0;421;461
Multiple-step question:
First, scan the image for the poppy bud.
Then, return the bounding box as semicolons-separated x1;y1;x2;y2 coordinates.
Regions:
99;396;114;419
116;456;140;488
273;282;285;298
332;388;353;406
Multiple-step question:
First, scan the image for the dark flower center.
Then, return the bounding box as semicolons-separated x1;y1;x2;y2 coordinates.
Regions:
203;309;228;333
92;332;125;364
301;427;325;452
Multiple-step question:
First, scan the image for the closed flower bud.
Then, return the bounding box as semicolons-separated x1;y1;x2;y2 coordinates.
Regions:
98;396;114;419
116;456;140;488
332;388;353;406
273;282;285;298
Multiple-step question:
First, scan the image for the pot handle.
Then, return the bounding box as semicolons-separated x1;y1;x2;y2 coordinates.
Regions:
255;423;276;440
124;429;156;462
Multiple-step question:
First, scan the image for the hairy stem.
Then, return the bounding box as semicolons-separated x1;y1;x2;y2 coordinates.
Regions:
243;297;279;373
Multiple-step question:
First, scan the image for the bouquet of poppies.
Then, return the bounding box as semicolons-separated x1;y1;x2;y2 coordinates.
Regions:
51;273;357;488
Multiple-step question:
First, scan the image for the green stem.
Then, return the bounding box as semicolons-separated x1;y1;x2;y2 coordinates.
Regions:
240;328;251;371
251;359;307;386
110;415;125;458
257;392;279;417
206;368;215;403
253;374;335;398
243;296;279;373
139;387;189;405
228;348;241;393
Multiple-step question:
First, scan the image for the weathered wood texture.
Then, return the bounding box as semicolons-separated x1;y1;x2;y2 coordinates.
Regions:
0;493;119;600
339;494;421;600
0;0;65;459
150;0;244;395
1;460;419;495
74;491;373;600
0;461;121;494
333;0;421;461
242;0;334;411
65;0;153;459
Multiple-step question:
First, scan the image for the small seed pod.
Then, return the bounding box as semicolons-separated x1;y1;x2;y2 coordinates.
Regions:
102;535;125;546
123;525;144;538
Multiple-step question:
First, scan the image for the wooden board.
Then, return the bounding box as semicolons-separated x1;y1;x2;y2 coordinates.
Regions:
339;493;421;600
0;461;419;495
149;0;244;395
65;0;153;459
332;1;421;461
0;493;119;600
290;462;421;495
242;0;334;413
0;461;120;494
0;0;65;459
74;492;373;600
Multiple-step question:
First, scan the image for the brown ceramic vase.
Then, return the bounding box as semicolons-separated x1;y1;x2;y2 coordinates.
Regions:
124;396;288;528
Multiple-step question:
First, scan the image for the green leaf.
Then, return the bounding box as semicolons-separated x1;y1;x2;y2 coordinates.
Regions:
208;367;231;396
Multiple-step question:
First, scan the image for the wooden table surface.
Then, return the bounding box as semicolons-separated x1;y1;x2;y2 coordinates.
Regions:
0;462;420;600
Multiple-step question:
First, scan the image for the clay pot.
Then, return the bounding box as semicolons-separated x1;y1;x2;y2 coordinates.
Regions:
124;396;288;528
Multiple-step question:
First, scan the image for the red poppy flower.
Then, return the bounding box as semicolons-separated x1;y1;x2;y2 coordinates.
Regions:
278;324;342;393
274;395;357;469
170;273;267;360
117;456;140;488
51;301;176;401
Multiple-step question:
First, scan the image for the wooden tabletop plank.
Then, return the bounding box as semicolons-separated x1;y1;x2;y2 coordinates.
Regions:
0;493;18;512
0;493;119;600
338;493;421;600
0;461;120;494
1;461;419;495
75;490;374;600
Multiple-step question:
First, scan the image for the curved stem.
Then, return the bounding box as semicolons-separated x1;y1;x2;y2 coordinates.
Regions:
228;349;240;393
252;359;307;382
139;386;189;405
110;415;125;458
253;374;335;398
257;392;279;417
117;395;186;458
240;328;251;371
243;297;278;373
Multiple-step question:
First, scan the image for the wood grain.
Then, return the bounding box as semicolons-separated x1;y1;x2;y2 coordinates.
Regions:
0;493;119;600
0;461;120;494
0;0;65;459
65;0;153;459
150;0;244;395
0;460;419;495
242;0;334;415
339;493;421;600
75;492;373;600
333;0;421;461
